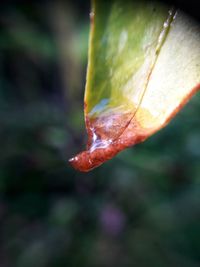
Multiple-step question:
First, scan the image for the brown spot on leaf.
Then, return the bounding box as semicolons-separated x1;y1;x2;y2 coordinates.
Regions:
69;112;150;172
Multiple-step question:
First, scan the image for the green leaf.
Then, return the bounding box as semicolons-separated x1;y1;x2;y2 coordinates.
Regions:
69;0;200;172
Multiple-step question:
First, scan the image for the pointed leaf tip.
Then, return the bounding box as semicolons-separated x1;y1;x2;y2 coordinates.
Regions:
69;0;200;172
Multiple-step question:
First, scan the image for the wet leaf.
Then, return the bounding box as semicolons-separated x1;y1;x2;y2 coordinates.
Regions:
69;0;200;172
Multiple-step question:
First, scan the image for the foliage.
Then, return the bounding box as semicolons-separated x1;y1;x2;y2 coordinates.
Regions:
70;0;200;171
0;1;200;267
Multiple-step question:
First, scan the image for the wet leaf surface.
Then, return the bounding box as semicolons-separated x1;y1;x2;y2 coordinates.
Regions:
69;0;200;172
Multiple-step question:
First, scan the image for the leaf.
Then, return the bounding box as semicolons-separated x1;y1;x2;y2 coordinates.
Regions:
69;0;200;172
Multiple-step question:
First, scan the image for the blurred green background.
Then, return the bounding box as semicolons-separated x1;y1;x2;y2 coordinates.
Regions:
0;1;200;266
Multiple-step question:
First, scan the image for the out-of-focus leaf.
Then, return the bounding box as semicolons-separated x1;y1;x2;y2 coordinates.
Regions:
69;0;200;172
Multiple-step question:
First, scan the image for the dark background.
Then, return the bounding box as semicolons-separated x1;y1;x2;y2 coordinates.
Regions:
0;1;200;266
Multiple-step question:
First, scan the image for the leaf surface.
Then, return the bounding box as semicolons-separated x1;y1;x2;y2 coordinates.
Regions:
69;0;200;172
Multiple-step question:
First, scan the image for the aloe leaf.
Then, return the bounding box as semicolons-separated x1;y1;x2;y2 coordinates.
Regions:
69;0;200;172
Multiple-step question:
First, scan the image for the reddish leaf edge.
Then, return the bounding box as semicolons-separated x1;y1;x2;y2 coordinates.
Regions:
69;83;200;172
